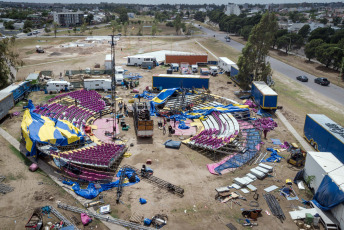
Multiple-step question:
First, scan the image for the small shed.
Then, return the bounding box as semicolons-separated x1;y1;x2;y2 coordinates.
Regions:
26;73;39;84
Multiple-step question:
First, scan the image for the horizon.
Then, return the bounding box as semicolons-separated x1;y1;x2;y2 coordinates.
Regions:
0;0;340;5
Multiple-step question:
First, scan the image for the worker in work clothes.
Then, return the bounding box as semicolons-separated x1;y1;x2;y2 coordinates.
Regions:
124;103;128;116
118;101;123;113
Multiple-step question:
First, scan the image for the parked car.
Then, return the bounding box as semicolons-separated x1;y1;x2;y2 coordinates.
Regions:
296;75;308;82
314;77;330;86
27;32;32;36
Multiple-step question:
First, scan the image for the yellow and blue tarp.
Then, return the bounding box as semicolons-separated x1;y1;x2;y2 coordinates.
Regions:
21;100;84;156
150;88;179;114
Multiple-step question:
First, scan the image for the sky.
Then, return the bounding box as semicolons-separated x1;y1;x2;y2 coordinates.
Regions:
0;0;339;4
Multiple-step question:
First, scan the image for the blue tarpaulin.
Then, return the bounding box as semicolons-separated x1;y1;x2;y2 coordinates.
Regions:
63;168;140;199
312;175;344;211
164;140;182;149
262;148;283;163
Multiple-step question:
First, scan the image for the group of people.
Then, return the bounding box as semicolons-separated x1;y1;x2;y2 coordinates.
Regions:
118;101;128;116
158;117;176;136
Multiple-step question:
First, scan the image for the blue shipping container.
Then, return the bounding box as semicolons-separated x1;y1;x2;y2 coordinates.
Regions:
304;114;344;163
230;65;239;77
251;81;278;109
153;74;209;89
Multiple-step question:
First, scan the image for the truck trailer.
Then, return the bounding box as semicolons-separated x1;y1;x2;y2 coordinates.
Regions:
1;81;31;103
251;81;278;110
218;57;236;73
0;92;14;121
46;81;73;94
127;56;156;67
230;65;239;77
304;114;344;163
165;54;208;65
133;102;154;137
84;79;112;91
152;74;209;90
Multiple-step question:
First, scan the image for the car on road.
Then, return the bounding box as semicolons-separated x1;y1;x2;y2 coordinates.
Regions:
314;77;330;86
296;75;308;82
27;32;32;36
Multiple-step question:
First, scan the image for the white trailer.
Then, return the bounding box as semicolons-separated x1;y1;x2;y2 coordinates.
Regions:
46;81;73;93
218;57;236;73
127;56;156;66
105;54;113;70
84;79;111;91
304;151;344;229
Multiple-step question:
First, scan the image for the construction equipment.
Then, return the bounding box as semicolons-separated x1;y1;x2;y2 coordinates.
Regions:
287;150;306;167
49;206;78;229
123;164;184;197
57;202;155;230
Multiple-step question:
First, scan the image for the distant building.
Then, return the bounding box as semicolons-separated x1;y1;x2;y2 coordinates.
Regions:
53;11;84;27
127;12;135;18
224;4;241;16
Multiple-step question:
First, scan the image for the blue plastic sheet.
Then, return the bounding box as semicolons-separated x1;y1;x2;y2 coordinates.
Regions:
312;175;344;211
63;168;140;199
178;120;190;129
164;140;181;149
257;108;272;117
262;148;283;163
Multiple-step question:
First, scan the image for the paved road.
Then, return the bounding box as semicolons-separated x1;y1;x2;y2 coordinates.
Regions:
199;25;344;106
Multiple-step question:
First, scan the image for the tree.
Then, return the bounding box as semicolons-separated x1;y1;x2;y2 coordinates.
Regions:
0;37;23;89
117;24;122;34
119;8;129;23
194;12;206;23
276;35;291;53
88;29;93;36
53;22;58;38
298;24;310;38
85;14;94;26
315;43;337;68
319;17;328;25
237;12;278;89
240;25;253;40
166;21;173;27
81;22;87;35
304;39;324;61
308;27;334;43
23;20;33;30
123;22;128;36
68;30;71;36
4;21;15;30
73;26;77;35
173;15;182;35
137;24;143;36
333;17;342;26
151;23;157;36
44;25;51;33
272;29;288;49
110;20;117;34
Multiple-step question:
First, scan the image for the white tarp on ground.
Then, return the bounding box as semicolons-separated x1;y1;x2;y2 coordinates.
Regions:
125;50;195;63
85;36;120;42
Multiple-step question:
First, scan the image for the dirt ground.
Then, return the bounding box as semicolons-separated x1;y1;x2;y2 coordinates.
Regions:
1;35;335;230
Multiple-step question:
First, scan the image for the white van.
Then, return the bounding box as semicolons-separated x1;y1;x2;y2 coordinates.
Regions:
46;81;73;93
191;64;198;73
210;66;219;76
115;74;124;85
115;66;125;74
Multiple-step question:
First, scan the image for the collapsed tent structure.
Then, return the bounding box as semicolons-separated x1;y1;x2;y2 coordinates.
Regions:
21;100;85;156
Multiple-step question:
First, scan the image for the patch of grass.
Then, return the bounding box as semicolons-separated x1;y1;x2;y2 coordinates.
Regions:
44;95;56;101
25;50;35;55
199;38;240;61
110;209;119;219
6;171;26;181
9;145;32;166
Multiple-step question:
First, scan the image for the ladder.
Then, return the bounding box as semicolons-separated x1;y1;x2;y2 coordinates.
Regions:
122;165;184;197
57;202;155;230
49;206;79;230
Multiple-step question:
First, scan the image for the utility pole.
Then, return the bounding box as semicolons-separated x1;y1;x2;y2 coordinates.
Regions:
109;34;117;140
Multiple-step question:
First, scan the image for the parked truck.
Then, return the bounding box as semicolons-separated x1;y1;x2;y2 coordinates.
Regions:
36;45;44;53
1;81;31;103
152;74;209;90
133;102;154;137
165;54;207;65
304;114;344;163
230;65;239;77
251;81;278;110
209;66;218;76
